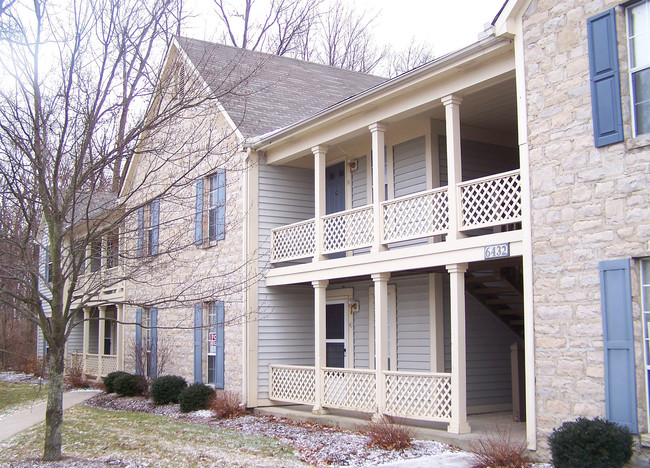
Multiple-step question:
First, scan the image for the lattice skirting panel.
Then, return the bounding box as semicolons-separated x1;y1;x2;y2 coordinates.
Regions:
269;365;316;404
323;368;376;411
384;372;452;421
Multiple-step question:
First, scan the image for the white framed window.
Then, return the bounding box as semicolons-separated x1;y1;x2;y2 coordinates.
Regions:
207;172;226;242
205;301;224;388
640;258;650;431
628;0;650;136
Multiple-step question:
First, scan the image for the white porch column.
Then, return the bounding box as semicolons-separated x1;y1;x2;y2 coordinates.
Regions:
82;308;90;375
369;123;388;253
313;145;328;262
117;304;124;371
447;263;470;434
441;95;465;241
372;272;390;415
312;279;329;414
429;273;445;372
98;306;106;377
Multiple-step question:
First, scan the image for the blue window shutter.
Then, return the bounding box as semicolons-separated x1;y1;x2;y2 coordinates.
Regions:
135;308;142;375
195;179;204;245
151;199;160;255
150;308;158;379
599;258;638;433
194;303;203;383
215;301;225;388
216;171;226;241
136;207;144;257
587;9;624;147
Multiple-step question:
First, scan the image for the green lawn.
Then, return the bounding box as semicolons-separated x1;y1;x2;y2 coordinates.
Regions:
0;405;305;467
0;381;47;414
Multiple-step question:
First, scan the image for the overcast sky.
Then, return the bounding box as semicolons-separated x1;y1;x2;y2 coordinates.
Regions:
185;0;507;57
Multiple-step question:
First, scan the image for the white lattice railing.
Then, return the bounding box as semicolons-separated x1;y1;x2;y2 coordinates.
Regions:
269;365;315;404
384;371;452;421
84;354;99;376
271;219;315;263
459;170;521;231
83;353;119;377
382;187;449;243
322;205;374;254
323;367;376;411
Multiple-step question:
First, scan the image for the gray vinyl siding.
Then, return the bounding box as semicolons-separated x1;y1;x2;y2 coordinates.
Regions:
67;311;84;355
390;137;428;249
395;275;430;372
438;138;518;185
353;284;371;368
257;286;314;399
351;155;368;208
37;233;52;358
443;281;521;412
257;163;316;399
393;137;426;198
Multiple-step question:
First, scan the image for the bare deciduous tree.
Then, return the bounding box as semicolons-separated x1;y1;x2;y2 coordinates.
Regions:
212;0;394;74
0;0;259;461
387;37;435;78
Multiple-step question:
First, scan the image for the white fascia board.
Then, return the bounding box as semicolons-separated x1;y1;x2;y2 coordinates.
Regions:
493;0;531;38
246;36;512;161
265;231;523;286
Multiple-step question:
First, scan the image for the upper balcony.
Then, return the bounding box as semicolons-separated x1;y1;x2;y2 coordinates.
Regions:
250;37;521;285
271;169;521;264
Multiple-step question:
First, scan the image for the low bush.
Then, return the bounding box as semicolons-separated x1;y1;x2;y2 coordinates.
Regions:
64;354;89;389
179;383;215;413
103;371;130;393
24;356;47;378
113;372;146;397
548;417;633;468
469;425;531;468
210;391;245;419
150;375;187;405
364;416;413;451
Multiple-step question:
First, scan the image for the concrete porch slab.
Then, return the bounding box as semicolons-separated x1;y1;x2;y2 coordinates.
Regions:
253;404;526;453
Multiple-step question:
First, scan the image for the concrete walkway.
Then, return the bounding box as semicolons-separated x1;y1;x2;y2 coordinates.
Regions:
0;390;99;442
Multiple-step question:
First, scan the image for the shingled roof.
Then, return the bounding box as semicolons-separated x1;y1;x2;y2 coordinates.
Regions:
176;36;386;138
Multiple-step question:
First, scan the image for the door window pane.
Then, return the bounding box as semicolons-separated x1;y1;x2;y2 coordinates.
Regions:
326;304;345;339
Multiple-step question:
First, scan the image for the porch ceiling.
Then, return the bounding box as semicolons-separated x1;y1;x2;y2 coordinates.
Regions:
281;75;517;170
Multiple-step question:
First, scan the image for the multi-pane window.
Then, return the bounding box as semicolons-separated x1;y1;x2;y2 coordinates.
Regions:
142;309;154;376
205;301;224;388
106;231;119;269
73;242;85;275
45;250;52;283
641;259;650;431
195;171;226;245
208;172;226;242
628;0;650;135
137;199;159;257
90;240;102;272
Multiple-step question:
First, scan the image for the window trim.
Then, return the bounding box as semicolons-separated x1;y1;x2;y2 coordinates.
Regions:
626;0;650;137
195;170;226;246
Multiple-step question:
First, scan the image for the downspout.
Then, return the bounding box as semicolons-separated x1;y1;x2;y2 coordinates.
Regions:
241;147;250;406
496;1;538;451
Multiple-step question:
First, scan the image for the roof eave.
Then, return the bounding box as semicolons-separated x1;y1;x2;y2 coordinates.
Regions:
245;34;510;152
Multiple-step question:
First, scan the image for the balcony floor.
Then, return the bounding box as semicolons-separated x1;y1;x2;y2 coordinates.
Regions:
254;404;526;454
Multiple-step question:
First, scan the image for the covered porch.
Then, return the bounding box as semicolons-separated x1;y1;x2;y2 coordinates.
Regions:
79;304;125;378
263;260;525;435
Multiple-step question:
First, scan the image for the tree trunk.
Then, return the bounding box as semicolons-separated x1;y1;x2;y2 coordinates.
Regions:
42;343;64;461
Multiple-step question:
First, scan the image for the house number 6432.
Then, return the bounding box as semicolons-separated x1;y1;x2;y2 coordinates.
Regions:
484;243;510;259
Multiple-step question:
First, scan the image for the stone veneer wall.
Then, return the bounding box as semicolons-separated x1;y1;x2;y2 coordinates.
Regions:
121;95;245;394
521;0;650;452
